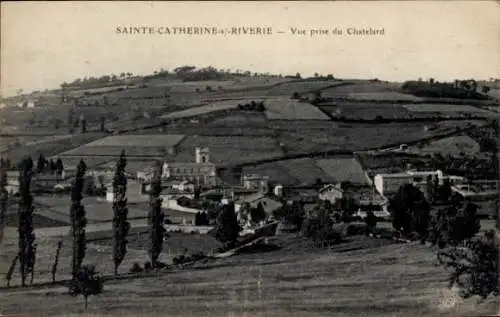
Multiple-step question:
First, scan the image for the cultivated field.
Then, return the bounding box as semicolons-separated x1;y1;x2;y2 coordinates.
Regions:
346;92;424;102
265;80;339;96
401;104;497;119
409;136;481;156
57;135;186;158
205;113;268;128
160;100;251;119
1;235;497;317
174;135;284;166
277;158;335;185
265;98;330;120
320;103;412;120
316;157;371;185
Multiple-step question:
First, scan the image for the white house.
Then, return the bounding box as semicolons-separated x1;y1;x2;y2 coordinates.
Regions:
374;169;443;197
318;184;343;204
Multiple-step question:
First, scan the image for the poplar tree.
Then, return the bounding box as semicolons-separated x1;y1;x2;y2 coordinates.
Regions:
0;160;8;244
112;151;130;275
18;157;35;287
71;160;87;277
148;162;166;268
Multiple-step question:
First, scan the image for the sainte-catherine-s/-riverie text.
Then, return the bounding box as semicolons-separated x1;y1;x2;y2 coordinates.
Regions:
115;26;385;36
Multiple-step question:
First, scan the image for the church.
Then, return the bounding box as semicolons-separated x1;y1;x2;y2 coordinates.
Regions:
161;147;217;187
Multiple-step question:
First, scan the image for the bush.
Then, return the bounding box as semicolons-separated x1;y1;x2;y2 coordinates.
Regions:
68;265;103;309
129;262;143;273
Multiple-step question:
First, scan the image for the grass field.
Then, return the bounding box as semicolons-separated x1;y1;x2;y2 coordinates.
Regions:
57;134;186;158
409;136;481;156
160;100;249;119
316;157;371;185
320;103;413;120
277;158;335;185
174;135;284;166
1;235;498;317
265;98;330;120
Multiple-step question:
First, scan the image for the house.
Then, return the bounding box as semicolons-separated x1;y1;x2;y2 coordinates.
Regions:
374;169;443;197
234;192;283;228
242;174;269;193
318;184;343;204
5;170;69;194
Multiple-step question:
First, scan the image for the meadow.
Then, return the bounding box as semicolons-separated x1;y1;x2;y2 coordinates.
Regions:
265;98;331;120
1;235;498;317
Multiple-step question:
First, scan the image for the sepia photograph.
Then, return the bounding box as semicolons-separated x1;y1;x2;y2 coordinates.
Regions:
0;1;499;316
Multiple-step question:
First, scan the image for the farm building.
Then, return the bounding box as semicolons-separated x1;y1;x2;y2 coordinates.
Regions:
373;169;443;197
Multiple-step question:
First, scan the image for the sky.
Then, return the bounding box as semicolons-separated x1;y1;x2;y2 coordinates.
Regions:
1;1;499;97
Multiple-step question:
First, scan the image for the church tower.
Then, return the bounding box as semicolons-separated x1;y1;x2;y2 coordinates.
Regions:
195;147;210;164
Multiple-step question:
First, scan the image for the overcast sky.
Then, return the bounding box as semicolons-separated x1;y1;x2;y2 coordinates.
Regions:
1;1;499;97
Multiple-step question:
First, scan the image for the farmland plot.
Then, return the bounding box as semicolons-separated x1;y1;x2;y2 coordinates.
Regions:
265;98;330;120
346;92;424;102
160;100;250;119
207;112;268;128
316;157;371;185
409;136;481;156
243;162;300;186
278;158;335;185
320;103;412;120
403;103;494;117
265;80;338;96
320;81;403;96
175;135;284;166
57;134;186;158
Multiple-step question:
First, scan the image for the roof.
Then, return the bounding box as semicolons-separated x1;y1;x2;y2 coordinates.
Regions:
164;162;216;168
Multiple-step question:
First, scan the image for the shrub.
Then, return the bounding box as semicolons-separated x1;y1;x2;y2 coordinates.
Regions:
68;265;103;309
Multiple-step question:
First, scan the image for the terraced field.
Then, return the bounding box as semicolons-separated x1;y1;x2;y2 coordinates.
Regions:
320;103;412;120
160;100;253;119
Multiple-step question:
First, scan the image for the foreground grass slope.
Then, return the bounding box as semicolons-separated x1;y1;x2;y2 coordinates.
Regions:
1;236;498;317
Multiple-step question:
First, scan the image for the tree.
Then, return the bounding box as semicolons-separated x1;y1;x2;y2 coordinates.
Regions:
365;211;377;235
55;158;64;175
112;151;130;275
36;154;47;173
71;160;87;277
194;212;209;226
210;202;241;248
148;164;166;268
80;118;87;134
301;205;340;245
250;202;266;224
99;116;106;132
437;231;498;299
388;183;430;242
430;202;481;247
482;86;490;94
0;162;7;244
296;72;301;79
69;265;103;309
439;178;452;202
273;201;305;230
18;157;35;286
